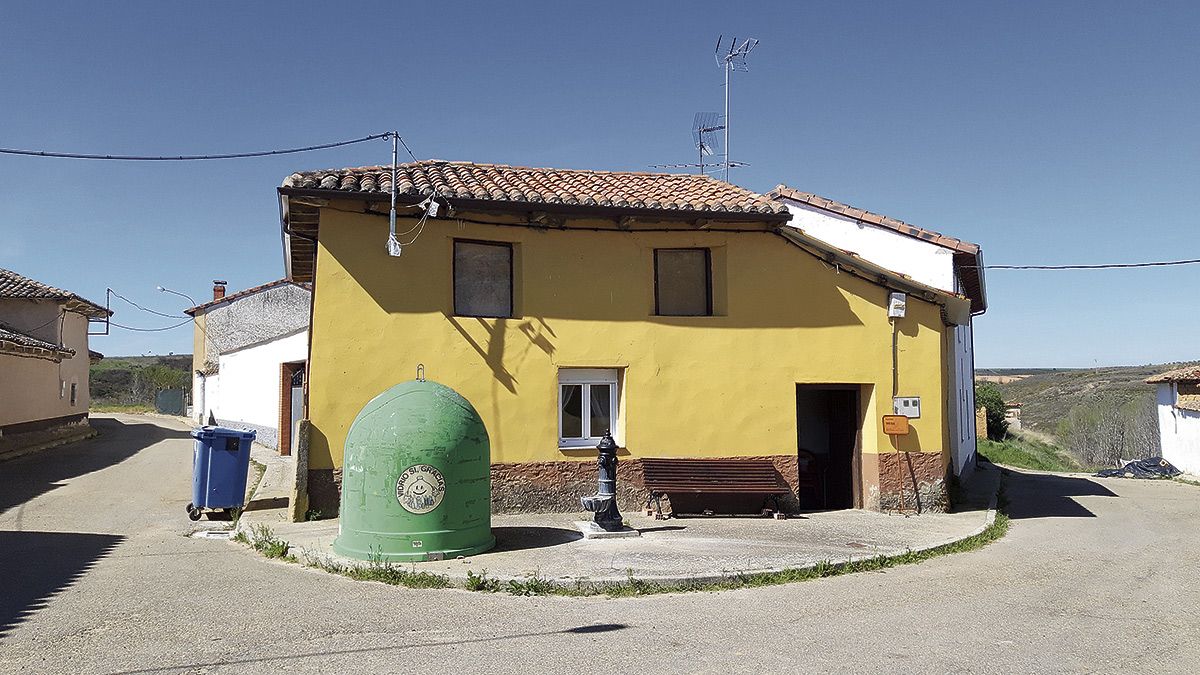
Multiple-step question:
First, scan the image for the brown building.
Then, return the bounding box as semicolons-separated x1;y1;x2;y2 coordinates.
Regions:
0;268;109;438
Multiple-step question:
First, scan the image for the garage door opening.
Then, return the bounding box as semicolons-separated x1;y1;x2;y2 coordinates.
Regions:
796;385;863;510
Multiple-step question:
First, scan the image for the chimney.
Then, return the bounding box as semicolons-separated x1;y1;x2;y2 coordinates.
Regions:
212;280;227;301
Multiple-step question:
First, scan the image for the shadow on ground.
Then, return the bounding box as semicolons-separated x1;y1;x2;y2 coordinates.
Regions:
0;530;125;638
1003;468;1118;520
0;417;189;515
491;526;582;552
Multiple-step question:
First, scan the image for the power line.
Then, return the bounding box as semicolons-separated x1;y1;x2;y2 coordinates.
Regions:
985;258;1200;270
109;290;186;319
0;132;393;161
109;319;192;332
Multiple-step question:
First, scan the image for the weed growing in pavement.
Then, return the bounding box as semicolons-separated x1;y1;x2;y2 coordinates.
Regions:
465;569;502;592
238;523;291;559
304;509;324;521
506;575;557;596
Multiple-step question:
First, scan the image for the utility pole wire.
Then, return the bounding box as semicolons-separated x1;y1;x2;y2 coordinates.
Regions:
0;133;392;161
983;258;1200;270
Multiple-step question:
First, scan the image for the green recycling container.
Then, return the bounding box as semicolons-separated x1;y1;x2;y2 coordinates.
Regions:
332;379;495;562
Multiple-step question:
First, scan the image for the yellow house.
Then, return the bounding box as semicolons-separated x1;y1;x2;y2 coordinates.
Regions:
277;161;972;515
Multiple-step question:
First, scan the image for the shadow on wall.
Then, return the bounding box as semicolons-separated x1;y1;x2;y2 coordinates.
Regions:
326;223;869;330
0;417;191;515
1002;468;1119;520
0;530;125;637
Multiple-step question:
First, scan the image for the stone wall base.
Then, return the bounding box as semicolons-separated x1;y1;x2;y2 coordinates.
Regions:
870;451;950;514
308;455;802;517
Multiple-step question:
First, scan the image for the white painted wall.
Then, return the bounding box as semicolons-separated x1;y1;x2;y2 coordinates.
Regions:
1156;383;1200;476
780;198;978;476
782;201;957;293
210;330;307;431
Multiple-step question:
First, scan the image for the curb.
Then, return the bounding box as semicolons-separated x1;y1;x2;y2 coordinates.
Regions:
0;427;98;464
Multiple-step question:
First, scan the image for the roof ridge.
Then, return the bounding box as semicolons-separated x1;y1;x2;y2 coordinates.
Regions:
769;184;979;254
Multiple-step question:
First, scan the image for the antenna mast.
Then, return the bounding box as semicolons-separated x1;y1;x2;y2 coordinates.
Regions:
715;36;758;182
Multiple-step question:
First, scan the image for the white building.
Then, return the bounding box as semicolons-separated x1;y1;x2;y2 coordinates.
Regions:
186;279;310;455
1147;366;1200;476
770;186;988;477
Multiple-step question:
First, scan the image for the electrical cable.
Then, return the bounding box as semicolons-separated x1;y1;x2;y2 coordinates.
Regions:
984;258;1200;270
109;319;192;332
0;133;392;161
109;289;187;318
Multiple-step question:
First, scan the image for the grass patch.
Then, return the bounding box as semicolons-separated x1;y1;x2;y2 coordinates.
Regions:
90;403;155;413
302;551;451;589
1174;476;1200;488
979;435;1084;473
238;524;292;560
465;569;502;592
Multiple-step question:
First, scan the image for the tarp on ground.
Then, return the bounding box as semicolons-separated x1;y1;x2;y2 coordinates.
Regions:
1095;456;1181;479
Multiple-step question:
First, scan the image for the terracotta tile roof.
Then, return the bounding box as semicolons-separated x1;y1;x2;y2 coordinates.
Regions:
0;267;110;318
0;320;74;358
1176;400;1200;414
282;160;788;217
1146;365;1200;384
768;185;979;254
184;279;311;316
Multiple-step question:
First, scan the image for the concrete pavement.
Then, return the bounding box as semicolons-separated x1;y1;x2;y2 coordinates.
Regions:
3;413;1200;673
239;462;999;585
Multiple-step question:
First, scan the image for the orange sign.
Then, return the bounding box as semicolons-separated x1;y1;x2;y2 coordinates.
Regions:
882;415;910;436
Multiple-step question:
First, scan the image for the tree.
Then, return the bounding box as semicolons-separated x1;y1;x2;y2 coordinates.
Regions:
975;383;1009;441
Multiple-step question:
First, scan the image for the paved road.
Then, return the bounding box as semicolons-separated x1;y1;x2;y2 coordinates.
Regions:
2;414;1198;674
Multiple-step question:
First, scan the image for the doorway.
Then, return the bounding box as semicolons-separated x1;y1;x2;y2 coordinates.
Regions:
279;361;306;456
795;385;862;510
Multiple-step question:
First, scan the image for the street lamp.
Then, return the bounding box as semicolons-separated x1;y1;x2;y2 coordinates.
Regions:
156;285;196;308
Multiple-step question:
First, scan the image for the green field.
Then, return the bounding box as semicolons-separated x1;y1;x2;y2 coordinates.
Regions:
978;435;1086;473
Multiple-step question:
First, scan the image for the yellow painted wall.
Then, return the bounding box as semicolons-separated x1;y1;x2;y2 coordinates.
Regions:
306;208;949;470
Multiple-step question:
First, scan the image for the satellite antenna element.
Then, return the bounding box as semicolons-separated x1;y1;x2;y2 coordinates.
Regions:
714;35;758;181
692;112;724;173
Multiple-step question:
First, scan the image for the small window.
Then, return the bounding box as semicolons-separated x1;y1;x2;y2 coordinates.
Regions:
454;240;513;318
558;369;618;448
70;382;77;407
654;248;711;316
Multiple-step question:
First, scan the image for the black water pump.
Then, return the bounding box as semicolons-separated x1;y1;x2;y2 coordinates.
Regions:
580;432;623;531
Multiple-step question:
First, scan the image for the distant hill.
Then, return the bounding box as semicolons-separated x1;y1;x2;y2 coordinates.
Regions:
91;355;192;408
977;362;1196;434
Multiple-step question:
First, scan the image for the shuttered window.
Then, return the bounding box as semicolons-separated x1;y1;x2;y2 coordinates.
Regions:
654;248;712;316
454;240;513;318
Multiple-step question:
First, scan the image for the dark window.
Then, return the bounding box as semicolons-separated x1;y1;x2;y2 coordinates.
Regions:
654;248;712;316
454;240;513;318
70;382;77;406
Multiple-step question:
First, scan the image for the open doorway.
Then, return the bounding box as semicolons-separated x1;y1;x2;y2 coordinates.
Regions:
796;385;862;510
279;361;306;456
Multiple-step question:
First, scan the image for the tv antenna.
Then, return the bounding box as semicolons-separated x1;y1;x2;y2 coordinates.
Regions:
715;35;758;181
650;112;743;174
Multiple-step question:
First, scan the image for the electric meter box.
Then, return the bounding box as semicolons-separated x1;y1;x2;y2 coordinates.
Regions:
332;379;495;562
893;396;921;419
887;292;907;318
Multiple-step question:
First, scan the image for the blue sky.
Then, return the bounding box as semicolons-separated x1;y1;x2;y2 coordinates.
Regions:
1;1;1196;367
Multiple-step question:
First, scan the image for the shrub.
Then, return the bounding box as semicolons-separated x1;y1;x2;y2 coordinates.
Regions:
975;383;1009;441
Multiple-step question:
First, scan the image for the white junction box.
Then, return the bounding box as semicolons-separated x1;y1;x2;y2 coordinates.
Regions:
893;396;921;419
887;292;907;318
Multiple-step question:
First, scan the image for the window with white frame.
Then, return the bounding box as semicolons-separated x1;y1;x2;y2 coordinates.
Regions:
558;368;618;448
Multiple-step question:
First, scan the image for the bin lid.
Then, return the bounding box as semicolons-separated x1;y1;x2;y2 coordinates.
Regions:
190;425;257;441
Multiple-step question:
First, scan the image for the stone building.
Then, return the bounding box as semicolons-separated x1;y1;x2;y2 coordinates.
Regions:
186;279;310;455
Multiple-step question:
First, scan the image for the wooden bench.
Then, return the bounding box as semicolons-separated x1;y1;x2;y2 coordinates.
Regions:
641;458;791;518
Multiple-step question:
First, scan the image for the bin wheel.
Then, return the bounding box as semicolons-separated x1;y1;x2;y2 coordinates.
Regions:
186;503;202;521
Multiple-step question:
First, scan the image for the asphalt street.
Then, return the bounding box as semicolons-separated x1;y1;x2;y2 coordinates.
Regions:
2;414;1198;674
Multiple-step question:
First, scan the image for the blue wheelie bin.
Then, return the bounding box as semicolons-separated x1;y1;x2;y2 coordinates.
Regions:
187;426;256;521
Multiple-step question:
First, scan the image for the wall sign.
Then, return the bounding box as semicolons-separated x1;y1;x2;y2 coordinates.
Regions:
396;464;446;514
882;414;910;436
